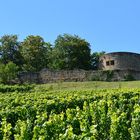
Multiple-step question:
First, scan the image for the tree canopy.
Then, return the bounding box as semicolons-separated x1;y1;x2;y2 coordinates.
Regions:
0;35;23;68
50;34;91;70
21;35;50;72
91;51;105;70
0;33;104;83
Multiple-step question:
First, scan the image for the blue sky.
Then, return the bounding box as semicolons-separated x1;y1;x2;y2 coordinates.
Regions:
0;0;140;53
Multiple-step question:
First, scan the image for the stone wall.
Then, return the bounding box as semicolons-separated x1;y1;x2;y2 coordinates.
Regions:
18;69;140;83
39;69;87;83
18;72;40;83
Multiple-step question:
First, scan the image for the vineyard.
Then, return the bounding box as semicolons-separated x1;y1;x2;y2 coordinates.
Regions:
0;85;140;139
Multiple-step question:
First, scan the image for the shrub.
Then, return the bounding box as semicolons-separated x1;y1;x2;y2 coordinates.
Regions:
124;74;135;81
0;62;18;84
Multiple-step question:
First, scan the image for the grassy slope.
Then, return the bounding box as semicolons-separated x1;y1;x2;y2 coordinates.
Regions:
35;81;140;92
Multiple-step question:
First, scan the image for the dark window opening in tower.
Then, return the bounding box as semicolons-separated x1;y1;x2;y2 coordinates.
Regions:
106;61;110;66
110;60;114;65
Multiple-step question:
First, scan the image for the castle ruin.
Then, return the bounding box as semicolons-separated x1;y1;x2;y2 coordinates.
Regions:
19;52;140;83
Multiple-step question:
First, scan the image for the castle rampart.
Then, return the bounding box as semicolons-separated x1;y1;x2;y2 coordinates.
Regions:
18;52;140;83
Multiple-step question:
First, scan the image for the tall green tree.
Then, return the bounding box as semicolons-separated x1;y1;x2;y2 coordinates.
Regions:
50;34;91;70
0;35;23;68
90;51;105;70
21;35;51;72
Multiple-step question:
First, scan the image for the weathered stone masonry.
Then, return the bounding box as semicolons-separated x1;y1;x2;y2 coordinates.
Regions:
99;52;140;71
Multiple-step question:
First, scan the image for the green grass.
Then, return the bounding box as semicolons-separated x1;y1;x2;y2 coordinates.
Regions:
34;81;140;92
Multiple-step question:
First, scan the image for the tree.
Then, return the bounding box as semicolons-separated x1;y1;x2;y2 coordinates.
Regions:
0;62;18;84
50;34;91;70
0;35;23;69
90;51;105;70
21;35;51;72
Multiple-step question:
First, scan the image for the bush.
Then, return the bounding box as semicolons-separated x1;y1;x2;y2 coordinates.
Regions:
0;84;34;93
89;75;100;81
124;74;135;81
104;70;114;82
0;62;18;84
